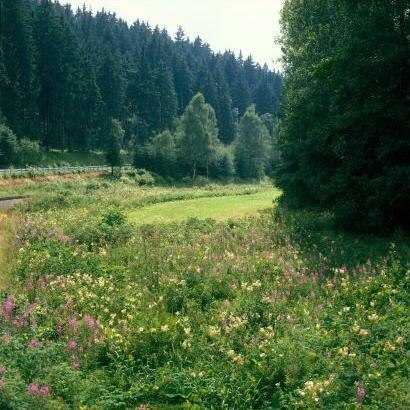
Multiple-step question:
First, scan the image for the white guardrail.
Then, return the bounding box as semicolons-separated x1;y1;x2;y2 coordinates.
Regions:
0;165;111;176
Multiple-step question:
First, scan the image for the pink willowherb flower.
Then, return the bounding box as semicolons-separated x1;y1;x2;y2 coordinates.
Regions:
27;383;40;394
356;382;366;407
72;361;80;370
56;324;64;336
69;318;78;333
0;379;5;391
1;333;10;344
28;338;39;349
27;278;35;291
83;314;95;329
67;340;77;351
39;385;49;396
3;297;14;315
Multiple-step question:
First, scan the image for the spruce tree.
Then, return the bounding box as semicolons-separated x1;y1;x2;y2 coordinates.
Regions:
215;66;235;144
172;54;194;114
233;71;251;117
1;0;37;137
34;0;65;149
156;62;177;132
106;118;124;175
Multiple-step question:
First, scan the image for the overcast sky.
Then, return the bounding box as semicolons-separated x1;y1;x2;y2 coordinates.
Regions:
64;0;284;70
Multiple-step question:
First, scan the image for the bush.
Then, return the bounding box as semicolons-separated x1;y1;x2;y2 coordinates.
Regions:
0;124;18;167
134;169;155;186
17;138;43;166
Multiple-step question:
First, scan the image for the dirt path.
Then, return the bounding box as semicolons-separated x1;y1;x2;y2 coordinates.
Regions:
0;211;15;290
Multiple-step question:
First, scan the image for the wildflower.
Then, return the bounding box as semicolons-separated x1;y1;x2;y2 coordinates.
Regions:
69;318;78;333
161;325;169;332
72;362;80;370
67;340;77;351
39;385;49;396
352;323;360;333
3;297;14;315
183;327;191;335
0;366;5;377
0;379;5;391
368;313;379;322
56;324;64;336
208;325;220;337
83;314;95;329
338;347;348;357
356;382;365;407
27;383;40;394
1;333;10;344
396;336;404;344
28;338;39;349
182;340;191;349
358;328;369;337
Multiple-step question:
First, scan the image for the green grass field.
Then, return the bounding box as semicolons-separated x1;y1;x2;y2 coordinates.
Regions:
128;190;280;225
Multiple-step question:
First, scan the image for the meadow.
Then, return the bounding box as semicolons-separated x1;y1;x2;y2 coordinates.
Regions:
0;173;408;409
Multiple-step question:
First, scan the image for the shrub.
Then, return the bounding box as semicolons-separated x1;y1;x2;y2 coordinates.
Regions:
0;124;18;167
17;139;43;166
134;169;155;186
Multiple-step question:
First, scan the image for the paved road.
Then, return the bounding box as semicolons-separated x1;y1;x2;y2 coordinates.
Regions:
0;197;29;208
0;165;110;177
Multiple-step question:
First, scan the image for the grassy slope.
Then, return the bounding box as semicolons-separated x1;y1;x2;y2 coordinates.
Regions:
128;190;281;225
5;150;131;168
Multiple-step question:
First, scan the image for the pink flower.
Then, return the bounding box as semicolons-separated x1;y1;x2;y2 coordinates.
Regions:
27;383;40;395
28;338;39;349
27;279;35;291
69;318;78;333
67;340;77;351
56;324;64;336
0;366;5;376
83;314;95;329
39;385;49;396
1;333;10;344
72;361;80;370
0;379;5;391
356;382;366;407
3;297;14;315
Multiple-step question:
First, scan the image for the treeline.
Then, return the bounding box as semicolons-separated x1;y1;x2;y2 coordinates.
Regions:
133;93;276;181
277;0;409;232
0;0;282;158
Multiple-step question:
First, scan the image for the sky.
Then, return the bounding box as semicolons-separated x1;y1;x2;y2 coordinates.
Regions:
64;0;284;70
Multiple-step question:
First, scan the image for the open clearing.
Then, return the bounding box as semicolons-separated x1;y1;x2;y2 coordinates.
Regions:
128;189;280;224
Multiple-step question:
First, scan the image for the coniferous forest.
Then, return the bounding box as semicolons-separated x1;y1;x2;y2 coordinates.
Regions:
0;0;282;176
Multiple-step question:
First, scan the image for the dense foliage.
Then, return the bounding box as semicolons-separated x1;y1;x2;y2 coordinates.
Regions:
235;105;272;180
0;124;42;167
134;93;275;181
276;0;410;233
0;0;282;155
0;177;408;408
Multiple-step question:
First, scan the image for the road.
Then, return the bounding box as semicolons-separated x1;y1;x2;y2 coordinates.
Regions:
0;197;29;208
0;165;110;177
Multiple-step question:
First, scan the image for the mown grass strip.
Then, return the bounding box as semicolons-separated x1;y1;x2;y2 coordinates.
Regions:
128;189;280;225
